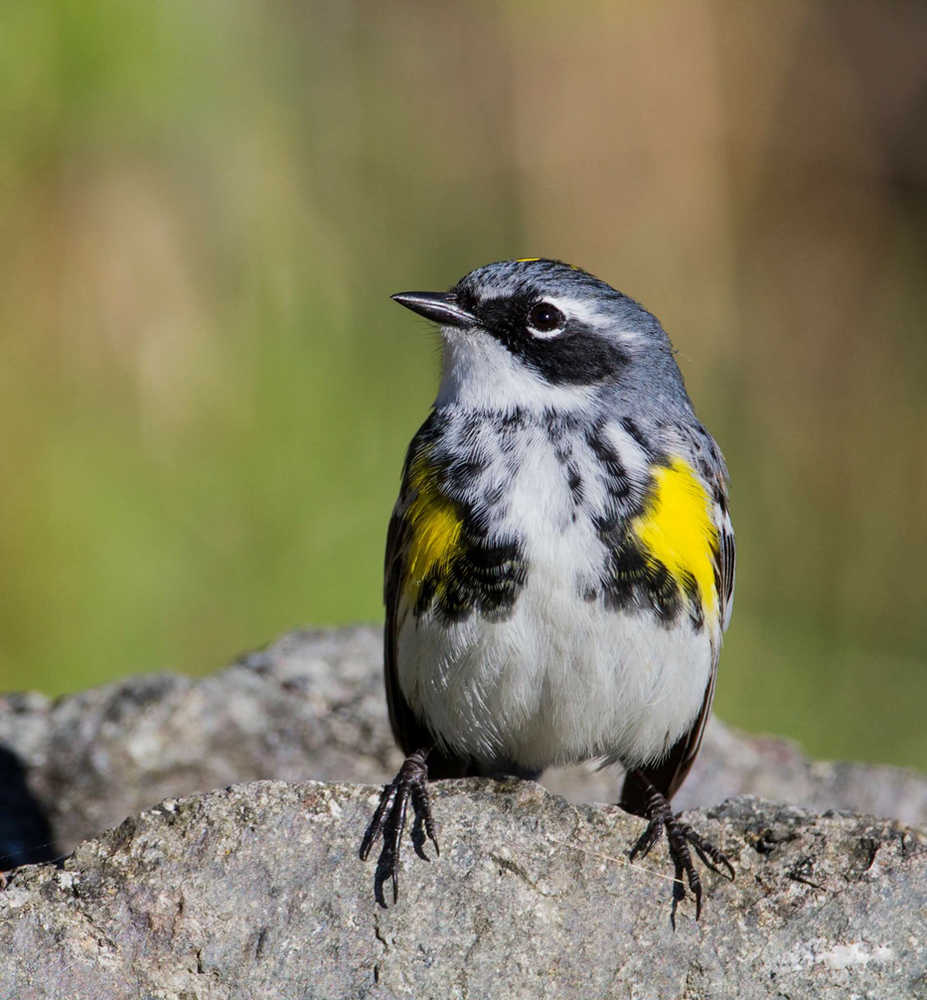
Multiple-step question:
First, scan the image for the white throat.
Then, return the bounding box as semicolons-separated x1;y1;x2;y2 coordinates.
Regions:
434;326;594;413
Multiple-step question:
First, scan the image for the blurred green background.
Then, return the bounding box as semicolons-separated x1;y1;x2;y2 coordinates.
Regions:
1;2;926;769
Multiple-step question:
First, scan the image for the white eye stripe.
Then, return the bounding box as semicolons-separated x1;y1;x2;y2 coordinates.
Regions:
539;294;610;331
526;301;566;339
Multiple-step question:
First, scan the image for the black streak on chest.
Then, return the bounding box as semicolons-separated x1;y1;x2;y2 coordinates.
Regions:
411;410;528;625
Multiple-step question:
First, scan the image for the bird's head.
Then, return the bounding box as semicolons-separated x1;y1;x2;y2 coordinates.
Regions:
392;258;687;414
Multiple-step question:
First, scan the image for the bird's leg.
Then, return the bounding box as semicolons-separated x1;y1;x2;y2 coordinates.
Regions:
359;748;438;906
626;770;734;928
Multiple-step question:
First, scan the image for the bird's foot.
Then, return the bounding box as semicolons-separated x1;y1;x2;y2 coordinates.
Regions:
359;748;438;906
627;775;734;928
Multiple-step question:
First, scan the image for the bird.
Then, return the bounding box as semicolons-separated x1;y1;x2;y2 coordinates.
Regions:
360;258;735;924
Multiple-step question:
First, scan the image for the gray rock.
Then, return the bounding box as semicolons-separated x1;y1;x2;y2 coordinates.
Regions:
1;626;925;862
0;626;392;857
2;626;926;997
0;780;923;1000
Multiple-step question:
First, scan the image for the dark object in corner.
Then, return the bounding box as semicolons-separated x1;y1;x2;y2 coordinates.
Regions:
0;745;57;871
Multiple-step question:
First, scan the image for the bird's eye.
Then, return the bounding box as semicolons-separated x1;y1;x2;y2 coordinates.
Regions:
526;301;565;337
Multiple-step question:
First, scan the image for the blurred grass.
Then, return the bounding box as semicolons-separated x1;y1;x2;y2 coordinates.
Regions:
1;1;926;771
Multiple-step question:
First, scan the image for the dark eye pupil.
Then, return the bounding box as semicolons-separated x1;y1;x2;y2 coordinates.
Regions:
527;302;564;332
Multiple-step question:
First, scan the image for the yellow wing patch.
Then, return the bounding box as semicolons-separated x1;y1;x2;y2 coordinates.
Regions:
402;455;464;602
633;457;718;616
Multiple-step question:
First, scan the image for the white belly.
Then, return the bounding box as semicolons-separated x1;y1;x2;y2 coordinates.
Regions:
397;573;713;772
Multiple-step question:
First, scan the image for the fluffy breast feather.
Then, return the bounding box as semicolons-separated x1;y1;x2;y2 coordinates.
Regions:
389;409;729;771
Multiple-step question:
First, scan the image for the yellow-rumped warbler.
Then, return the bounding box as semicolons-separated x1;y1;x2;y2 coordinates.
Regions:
360;258;735;923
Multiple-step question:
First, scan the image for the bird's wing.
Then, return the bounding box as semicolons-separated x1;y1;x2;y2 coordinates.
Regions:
382;414;478;764
382;443;435;757
622;464;735;808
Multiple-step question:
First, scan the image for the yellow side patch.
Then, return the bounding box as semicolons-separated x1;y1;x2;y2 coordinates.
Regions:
514;257;541;263
633;457;718;614
403;455;464;600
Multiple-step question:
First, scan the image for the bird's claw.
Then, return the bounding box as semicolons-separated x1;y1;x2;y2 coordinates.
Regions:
360;748;438;906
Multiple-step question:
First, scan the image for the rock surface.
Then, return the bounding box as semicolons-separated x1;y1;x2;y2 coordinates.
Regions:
1;625;925;863
1;780;924;1000
2;625;926;998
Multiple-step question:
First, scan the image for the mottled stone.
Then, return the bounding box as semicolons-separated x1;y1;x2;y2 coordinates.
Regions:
0;781;923;1000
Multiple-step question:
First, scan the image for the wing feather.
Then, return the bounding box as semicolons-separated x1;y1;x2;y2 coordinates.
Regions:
621;463;735;808
383;452;433;756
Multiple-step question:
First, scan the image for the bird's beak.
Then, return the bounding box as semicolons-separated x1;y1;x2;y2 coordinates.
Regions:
391;291;477;329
